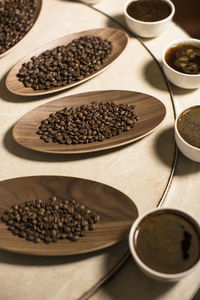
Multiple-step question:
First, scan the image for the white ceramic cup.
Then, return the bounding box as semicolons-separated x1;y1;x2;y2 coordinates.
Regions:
124;0;175;38
162;38;200;89
129;208;200;281
175;106;200;162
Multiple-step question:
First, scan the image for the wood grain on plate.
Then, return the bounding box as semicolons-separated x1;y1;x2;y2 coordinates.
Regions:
6;28;128;96
13;90;166;154
0;0;43;59
0;176;138;256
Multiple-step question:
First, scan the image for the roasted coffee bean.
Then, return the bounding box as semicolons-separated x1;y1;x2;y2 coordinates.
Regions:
0;0;36;55
2;215;8;223
93;215;100;223
37;101;139;145
34;237;41;243
1;196;100;244
17;36;112;90
89;224;95;230
19;231;27;238
70;234;80;242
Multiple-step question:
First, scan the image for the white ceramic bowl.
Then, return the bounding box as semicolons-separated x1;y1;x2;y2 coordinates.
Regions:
175;106;200;162
129;208;200;281
162;38;200;89
124;0;175;38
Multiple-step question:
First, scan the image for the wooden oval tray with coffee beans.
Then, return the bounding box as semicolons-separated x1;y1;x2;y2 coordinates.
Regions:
0;176;138;256
6;28;128;96
13;90;166;154
0;0;42;58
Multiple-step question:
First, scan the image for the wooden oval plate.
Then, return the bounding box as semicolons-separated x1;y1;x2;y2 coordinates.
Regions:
13;90;166;154
0;175;138;256
6;28;128;96
0;0;43;58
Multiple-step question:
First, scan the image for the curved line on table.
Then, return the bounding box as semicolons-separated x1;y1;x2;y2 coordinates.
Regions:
78;3;178;300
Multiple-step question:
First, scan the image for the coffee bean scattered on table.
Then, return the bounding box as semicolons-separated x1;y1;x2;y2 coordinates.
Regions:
1;196;100;243
0;0;36;55
16;36;113;90
37;101;139;144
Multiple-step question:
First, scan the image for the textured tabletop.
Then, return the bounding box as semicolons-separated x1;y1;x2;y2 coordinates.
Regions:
0;1;200;300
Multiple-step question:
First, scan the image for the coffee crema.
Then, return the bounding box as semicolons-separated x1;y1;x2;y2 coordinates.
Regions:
165;43;200;75
133;211;200;274
126;0;171;22
177;106;200;149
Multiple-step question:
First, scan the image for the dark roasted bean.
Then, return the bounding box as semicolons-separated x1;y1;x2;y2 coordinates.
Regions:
0;0;36;55
19;231;27;238
44;237;51;244
17;36;112;90
34;237;41;243
70;234;80;241
89;224;95;230
1;196;100;244
27;235;34;241
2;215;9;222
93;215;100;223
37;101;139;145
8;226;15;232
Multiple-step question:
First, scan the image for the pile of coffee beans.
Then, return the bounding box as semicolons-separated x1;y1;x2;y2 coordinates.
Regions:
17;35;113;90
37;101;139;144
0;0;36;55
1;197;100;243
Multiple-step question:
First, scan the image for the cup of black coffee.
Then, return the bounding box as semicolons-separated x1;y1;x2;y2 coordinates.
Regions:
129;208;200;281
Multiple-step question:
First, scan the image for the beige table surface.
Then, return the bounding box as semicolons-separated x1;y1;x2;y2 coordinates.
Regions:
0;0;200;299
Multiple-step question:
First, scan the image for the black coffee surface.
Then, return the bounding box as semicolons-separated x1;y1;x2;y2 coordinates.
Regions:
134;211;200;274
165;43;200;74
177;106;200;149
127;0;171;22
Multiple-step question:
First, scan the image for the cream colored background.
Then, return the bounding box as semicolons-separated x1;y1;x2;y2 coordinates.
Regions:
0;0;199;299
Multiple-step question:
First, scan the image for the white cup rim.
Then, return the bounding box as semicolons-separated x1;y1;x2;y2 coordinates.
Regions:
162;38;200;78
124;0;175;25
129;207;200;280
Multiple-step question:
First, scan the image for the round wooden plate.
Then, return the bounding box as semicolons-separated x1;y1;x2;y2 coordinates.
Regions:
0;175;138;256
6;28;128;96
13;90;166;154
0;0;43;58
